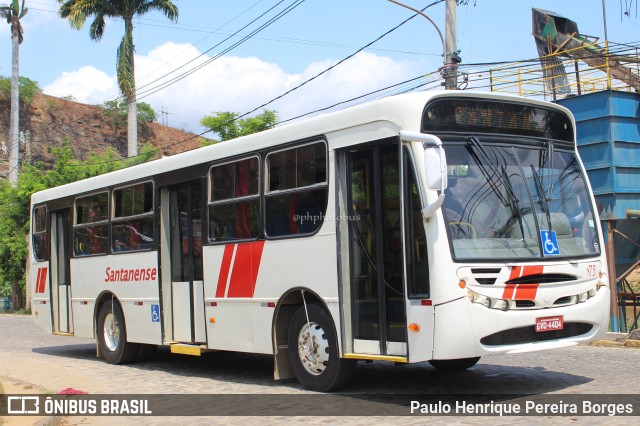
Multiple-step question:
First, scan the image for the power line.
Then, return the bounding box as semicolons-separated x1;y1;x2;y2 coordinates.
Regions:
135;0;307;101
233;0;446;122
2;0;304;158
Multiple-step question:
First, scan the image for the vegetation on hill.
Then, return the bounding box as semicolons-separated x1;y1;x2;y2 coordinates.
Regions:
0;142;156;310
0;76;41;103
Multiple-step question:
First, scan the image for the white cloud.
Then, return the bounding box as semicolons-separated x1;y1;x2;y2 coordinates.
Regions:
44;42;423;133
43;66;117;104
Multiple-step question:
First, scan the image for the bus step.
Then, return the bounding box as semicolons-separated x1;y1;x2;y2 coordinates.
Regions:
169;343;209;357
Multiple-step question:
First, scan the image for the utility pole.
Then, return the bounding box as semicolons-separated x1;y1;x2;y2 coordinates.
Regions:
444;0;458;90
386;0;459;89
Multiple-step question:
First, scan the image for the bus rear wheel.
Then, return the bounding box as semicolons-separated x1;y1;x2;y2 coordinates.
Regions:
428;357;480;372
97;301;139;364
288;304;355;392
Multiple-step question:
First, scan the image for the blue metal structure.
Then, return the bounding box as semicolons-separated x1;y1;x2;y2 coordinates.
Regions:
558;90;640;332
558;90;640;219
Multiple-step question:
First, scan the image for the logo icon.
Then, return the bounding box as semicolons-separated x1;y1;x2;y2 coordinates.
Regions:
151;304;160;322
540;230;560;255
7;396;40;414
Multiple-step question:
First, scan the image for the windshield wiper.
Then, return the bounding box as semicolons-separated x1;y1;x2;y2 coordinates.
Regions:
501;166;525;240
539;141;554;199
466;136;524;238
530;164;552;231
466;137;508;206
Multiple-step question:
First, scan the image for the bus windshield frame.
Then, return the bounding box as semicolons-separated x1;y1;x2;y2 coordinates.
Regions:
440;138;600;262
421;97;599;262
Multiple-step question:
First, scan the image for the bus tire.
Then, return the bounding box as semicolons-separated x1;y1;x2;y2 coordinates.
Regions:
288;304;355;392
97;301;139;364
428;357;480;372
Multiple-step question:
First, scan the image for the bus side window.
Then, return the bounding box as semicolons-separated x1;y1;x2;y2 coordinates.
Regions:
32;205;48;261
404;148;430;298
265;141;327;238
111;182;154;253
209;157;260;243
74;192;109;256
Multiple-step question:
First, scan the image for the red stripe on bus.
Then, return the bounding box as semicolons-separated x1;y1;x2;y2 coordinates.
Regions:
36;267;48;294
514;284;539;300
227;241;265;298
523;265;544;276
503;284;516;300
35;268;42;293
503;265;544;300
508;266;522;281
215;244;235;298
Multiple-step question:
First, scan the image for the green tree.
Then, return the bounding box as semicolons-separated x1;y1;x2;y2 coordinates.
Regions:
1;0;28;186
101;100;157;130
58;0;178;158
0;75;41;103
200;109;278;143
0;141;158;310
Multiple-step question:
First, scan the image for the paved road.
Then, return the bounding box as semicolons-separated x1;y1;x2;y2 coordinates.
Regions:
1;314;639;425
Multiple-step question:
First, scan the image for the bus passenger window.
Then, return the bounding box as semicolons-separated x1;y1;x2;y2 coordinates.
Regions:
74;192;109;256
111;182;154;253
265;141;327;238
32;205;48;261
209;157;260;242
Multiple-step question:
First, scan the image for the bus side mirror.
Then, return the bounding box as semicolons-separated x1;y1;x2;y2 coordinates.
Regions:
399;131;448;191
424;145;448;191
399;131;448;221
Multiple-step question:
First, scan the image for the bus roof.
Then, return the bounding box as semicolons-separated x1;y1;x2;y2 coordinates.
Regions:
31;90;572;204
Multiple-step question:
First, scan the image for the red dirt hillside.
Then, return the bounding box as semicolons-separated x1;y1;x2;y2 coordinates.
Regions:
0;92;208;177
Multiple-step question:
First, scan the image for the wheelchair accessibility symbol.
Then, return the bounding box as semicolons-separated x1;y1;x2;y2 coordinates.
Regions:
151;304;160;322
540;230;560;255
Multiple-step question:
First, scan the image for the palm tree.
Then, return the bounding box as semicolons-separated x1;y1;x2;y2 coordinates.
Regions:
57;0;178;157
1;0;28;187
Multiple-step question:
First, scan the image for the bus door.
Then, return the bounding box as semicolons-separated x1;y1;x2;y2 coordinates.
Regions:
167;182;206;344
342;142;408;357
50;209;73;334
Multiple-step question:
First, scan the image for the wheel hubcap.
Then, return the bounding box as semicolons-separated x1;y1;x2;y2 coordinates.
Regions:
297;321;329;375
103;312;120;352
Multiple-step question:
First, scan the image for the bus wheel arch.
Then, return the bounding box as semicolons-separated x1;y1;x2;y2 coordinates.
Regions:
95;293;139;364
272;288;355;391
272;288;328;382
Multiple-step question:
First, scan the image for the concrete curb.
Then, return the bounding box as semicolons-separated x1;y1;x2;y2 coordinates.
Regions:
0;375;62;426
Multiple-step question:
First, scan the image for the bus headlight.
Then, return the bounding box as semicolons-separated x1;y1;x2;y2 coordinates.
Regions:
467;290;509;311
495;299;509;311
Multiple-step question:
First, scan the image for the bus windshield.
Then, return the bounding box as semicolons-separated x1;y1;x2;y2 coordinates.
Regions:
442;140;600;260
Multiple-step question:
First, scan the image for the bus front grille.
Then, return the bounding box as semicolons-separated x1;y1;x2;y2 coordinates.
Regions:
480;322;593;346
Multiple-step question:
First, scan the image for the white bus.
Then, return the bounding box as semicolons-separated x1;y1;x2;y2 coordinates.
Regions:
30;91;610;391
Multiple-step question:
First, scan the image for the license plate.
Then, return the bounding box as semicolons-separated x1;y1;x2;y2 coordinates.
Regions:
535;315;564;332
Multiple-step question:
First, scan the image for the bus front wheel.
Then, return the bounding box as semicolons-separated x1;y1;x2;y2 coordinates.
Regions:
288;304;355;392
97;301;139;364
428;357;480;372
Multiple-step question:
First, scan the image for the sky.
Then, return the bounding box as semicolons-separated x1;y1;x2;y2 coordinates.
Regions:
0;0;638;135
